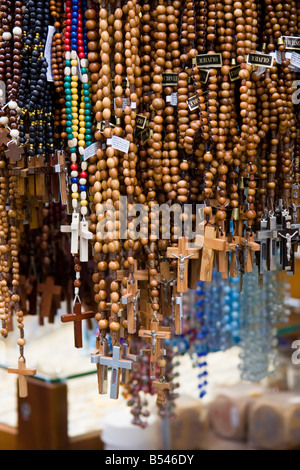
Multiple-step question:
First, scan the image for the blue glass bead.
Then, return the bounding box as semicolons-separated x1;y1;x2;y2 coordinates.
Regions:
71;177;78;184
79;185;86;191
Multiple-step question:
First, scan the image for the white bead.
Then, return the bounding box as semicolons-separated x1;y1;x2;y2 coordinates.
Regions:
79;178;86;185
72;199;78;209
71;50;77;60
8;100;17;110
82;74;88;84
10;129;19;138
71;170;78;178
0;116;9;125
12;27;22;37
68;139;76;148
71;184;78;193
74;287;80;295
2;32;12;41
80;191;87;200
81;162;88;170
65;51;71;60
78;147;85;156
80;59;89;68
64;67;71;76
71;66;77;76
81;206;88;216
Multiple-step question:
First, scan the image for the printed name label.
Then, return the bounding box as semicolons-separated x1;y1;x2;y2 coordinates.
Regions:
196;53;222;68
247;53;274;68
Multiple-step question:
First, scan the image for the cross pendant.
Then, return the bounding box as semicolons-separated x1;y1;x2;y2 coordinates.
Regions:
37;277;62;323
152;379;172;407
99;345;135;399
255;214;278;273
194;222;227;283
61;212;80;255
277;215;300;275
121;279;140;334
61;302;95;349
139;321;171;378
167;237;200;292
8;357;36;398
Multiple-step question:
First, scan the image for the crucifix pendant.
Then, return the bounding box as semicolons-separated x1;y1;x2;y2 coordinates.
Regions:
167;237;200;292
121;279;140;334
61;212;80;255
99;345;134;399
8;357;36;398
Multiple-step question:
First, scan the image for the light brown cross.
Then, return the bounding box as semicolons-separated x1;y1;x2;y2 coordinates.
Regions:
194;222;227;282
117;259;148;283
139;321;171;378
8;357;36;398
121;279;140;334
152;379;172;406
61;302;95;349
242;231;260;273
167;237;200;292
0;128;10;147
37;277;62;321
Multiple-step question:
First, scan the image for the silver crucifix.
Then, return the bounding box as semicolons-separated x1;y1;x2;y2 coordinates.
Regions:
170;252;195;281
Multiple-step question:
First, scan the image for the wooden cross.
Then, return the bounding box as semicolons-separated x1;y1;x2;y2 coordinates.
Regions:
139;322;171;378
277;215;300;275
79;220;93;262
99;345;134;399
4;141;24;164
37;277;62;322
242;231;260;273
156;261;176;317
121;279;140;334
117;259;148;283
49;153;60;202
194;223;227;282
8;357;36;398
120;343;137;383
167;237;200;292
91;339;109;394
61;212;80;255
20;156;48;198
0;128;10;147
61;302;95;349
152;379;172;406
256;214;278;273
228;219;246;278
11;156;26;196
56;151;68;205
216;222;230;279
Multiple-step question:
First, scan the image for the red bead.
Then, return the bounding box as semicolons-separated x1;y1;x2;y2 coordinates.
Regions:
71;164;78;171
65;45;71;51
80;171;87;178
78;52;85;59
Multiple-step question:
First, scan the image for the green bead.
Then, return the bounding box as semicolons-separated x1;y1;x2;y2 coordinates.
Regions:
66;127;73;134
69;147;76;153
83;82;90;89
65;101;72;108
65;60;71;66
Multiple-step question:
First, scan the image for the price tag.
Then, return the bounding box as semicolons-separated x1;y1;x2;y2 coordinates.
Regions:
111;135;130;154
83;142;100;161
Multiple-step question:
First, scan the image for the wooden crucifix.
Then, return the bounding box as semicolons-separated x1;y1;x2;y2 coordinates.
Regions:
61;302;95;349
152;379;172;406
139;321;171;378
167;237;200;292
49;153;60;202
194;223;227;282
117;259;148;283
8;357;36;398
56;151;68;205
91;338;109;394
242;231;260;273
37;277;62;323
11;156;26;196
216;222;230;279
99;345;135;399
156;261;176;317
121;278;140;334
61;212;80;255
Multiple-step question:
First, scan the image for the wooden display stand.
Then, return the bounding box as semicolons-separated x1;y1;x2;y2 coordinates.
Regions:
0;377;103;450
